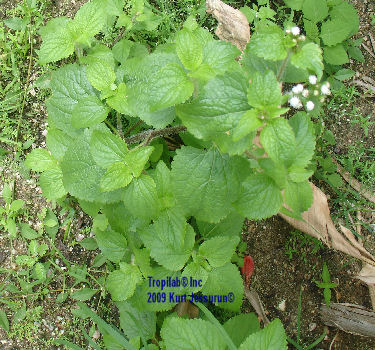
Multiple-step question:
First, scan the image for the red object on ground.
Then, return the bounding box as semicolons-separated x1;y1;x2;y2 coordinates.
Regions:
241;255;254;288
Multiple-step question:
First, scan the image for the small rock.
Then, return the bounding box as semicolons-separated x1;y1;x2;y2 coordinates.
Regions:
277;299;286;311
309;323;317;332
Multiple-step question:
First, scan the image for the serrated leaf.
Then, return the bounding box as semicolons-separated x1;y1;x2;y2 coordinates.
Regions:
330;2;359;36
25;149;56;172
235;174;283;220
46;64;95;136
175;29;203;71
199;236;239;268
347;46;364;62
123;175;159;220
1;183;12;204
303;18;319;40
247;71;282;110
71;288;98;301
161;318;226;350
334;69;355;81
38;17;74;64
285;181;313;216
288;167;314;182
288;112;315;168
238;319;287;350
283;0;304;11
248;25;287;61
224;313;260;348
106;263;142;301
0;310;9;332
71;96;109;129
201;263;244;311
118;301;156;341
101;162;133;192
302;0;328;23
86;59;116;91
291;42;323;79
20;223;41;240
177;72;249;140
324;44;349;65
106;83;131;114
140;209;195;271
181;262;208;293
9;199;25;212
171;147;240;223
320;19;351;46
33;263;47;281
46;128;74;160
113;39;134;63
260;118;296;167
95;229;127;263
90;130;128;168
39;167;67;200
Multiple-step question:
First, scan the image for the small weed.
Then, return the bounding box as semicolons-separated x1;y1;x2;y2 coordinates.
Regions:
285;230;324;262
314;262;338;308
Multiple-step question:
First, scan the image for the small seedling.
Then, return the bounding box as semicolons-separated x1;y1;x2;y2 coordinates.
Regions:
315;262;338;307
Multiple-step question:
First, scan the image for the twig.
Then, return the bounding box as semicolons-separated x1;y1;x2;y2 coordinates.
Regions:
125;125;187;145
361;44;375;59
329;332;339;350
352;80;375;93
123;120;143;137
369;33;375;54
116;112;123;138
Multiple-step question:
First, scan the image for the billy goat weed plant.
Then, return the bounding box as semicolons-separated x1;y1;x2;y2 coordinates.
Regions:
0;0;369;348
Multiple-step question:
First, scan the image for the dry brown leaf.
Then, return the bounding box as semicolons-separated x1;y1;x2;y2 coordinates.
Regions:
206;0;250;52
279;183;375;267
244;287;270;325
174;301;199;319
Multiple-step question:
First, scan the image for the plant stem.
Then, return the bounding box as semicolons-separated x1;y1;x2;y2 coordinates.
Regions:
125;125;187;145
276;51;291;82
116;112;123;137
123;120;143;137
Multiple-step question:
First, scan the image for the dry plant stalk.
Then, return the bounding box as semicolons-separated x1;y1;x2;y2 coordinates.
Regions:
206;0;250;52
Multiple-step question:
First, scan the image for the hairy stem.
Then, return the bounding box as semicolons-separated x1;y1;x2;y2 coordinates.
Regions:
276;50;292;82
125;125;187;145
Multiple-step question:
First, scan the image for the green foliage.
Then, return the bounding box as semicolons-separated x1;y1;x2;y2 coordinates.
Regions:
315;262;338;307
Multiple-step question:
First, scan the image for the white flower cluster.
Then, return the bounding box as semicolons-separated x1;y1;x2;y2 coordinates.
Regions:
288;77;331;112
285;26;306;41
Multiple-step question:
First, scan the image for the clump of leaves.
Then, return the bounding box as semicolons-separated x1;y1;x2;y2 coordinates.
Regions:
315;262;338;307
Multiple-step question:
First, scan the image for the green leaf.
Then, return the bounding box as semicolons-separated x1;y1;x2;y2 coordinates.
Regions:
101;163;133;192
284;181;313;215
80;237;98;250
324;44;349;65
118;301;156;341
347;46;364;62
90;130;128;168
123;175;159;220
235;174;283;220
1;183;12;204
140;209;195;271
303;18;319;40
247;71;282;110
181;262;208;293
46;64;95;136
38;17;74;64
302;0;328;23
291;43;323;79
248;25;287;61
334;69;355;81
106;263;142;301
61;134;123;203
260;118;296;167
175;29;203;71
224;313;260;348
288;112;315;168
150;63;194;112
106;83;131;115
113;39;134;63
288;167;313;182
71;96;109;129
86;59;116;91
322;262;331;282
201;263;244;311
71;288;98;301
9;199;25;212
238;319;287;350
197;211;245;239
199;236;239;268
39;167;67;200
283;0;304;11
323;288;332;307
171;147;240;223
0;310;9;332
330;2;359;36
95;229;127;263
177;72;249;140
20;223;41;240
320;20;351;46
46;128;74;160
161;317;226;350
25;149;56;172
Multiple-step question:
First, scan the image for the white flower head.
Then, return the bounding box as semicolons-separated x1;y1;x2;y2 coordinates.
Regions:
321;83;331;95
291;26;300;36
285;29;291;34
314;90;319;96
306;101;315;111
299;35;306;41
292;84;304;94
302;89;309;98
289;96;302;109
309;75;317;85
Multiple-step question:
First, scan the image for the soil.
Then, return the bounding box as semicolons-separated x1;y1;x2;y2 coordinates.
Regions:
0;0;374;349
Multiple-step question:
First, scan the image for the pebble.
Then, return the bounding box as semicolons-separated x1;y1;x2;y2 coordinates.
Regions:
309;323;317;332
277;299;286;311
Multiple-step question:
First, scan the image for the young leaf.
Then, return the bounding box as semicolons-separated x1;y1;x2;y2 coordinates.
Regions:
247;71;282;110
181;262;208;293
101;162;133;192
175;29;203;71
39;167;67;200
235;174;283;220
95;229;127;263
33;263;47;281
106;263;142;301
233;109;262;141
291;43;323;79
113;39;134;63
20;223;41;240
0;310;9;332
302;0;328;23
199;236;240;268
106;83;131;114
238;319;287;350
324;44;349;65
224;313;260;348
9;199;25;212
161;317;226;350
86;59;116;92
1;183;12;204
140;209;195;271
320;20;352;47
284;181;313;216
71;96;110;129
201;263;244;311
46;128;74;160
